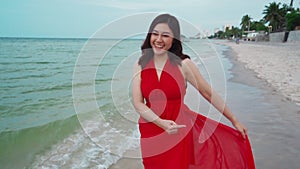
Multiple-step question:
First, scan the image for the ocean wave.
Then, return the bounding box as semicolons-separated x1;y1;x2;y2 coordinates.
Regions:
30;117;140;169
0;115;80;169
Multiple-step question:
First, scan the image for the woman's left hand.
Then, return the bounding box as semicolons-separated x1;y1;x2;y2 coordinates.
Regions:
232;121;248;139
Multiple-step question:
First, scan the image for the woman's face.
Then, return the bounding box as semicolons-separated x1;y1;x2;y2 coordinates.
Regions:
150;23;174;56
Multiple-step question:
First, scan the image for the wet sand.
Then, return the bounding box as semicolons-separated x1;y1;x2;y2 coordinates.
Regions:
109;158;143;169
110;40;300;169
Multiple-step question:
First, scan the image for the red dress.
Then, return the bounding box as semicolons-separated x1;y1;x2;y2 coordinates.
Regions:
139;58;255;169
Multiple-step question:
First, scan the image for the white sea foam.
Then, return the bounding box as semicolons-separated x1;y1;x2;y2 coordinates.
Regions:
31;119;140;169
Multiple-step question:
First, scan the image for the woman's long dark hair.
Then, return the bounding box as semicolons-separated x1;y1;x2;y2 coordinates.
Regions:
138;14;190;68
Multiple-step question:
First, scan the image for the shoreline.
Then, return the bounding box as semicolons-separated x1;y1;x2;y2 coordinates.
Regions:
216;40;300;106
223;42;299;109
109;148;143;169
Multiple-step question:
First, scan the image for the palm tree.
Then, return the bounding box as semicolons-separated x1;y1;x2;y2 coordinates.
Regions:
240;15;252;32
251;19;268;32
263;2;287;32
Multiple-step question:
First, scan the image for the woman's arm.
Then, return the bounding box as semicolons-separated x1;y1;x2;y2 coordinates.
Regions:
181;59;247;138
132;62;185;134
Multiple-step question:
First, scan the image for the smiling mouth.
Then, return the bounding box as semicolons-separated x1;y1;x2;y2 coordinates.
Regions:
154;43;164;49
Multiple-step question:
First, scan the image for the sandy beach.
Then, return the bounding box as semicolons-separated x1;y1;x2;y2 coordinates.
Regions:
219;40;300;106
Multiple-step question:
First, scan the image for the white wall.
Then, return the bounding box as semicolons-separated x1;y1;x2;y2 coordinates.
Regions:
287;30;300;42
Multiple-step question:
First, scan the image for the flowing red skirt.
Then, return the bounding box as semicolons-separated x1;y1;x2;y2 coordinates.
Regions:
139;107;255;169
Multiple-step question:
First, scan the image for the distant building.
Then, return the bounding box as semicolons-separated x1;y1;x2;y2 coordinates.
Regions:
224;24;233;31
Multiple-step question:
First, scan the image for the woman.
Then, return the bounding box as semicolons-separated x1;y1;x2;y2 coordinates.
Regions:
132;14;255;169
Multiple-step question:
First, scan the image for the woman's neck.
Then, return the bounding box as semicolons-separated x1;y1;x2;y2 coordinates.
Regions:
153;54;168;64
153;54;168;72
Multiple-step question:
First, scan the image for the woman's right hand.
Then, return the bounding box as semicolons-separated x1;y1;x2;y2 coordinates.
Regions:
155;119;186;134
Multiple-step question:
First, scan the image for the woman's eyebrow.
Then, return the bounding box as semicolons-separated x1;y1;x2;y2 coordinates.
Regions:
152;29;172;35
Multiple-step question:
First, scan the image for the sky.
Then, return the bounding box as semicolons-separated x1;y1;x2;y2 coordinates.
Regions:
1;0;299;38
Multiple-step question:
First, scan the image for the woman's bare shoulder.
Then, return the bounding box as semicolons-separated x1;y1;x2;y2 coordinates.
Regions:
181;58;193;65
181;58;195;72
133;61;142;71
133;61;142;80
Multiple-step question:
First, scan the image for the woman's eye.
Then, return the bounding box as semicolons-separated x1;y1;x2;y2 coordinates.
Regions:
151;32;159;36
162;34;170;38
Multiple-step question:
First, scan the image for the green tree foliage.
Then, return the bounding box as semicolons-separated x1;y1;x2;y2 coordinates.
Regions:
263;2;288;32
212;1;299;39
250;20;268;32
286;10;300;30
211;27;242;39
240;15;252;31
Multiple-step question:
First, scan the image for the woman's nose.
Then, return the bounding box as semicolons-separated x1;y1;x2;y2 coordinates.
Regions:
156;34;163;41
